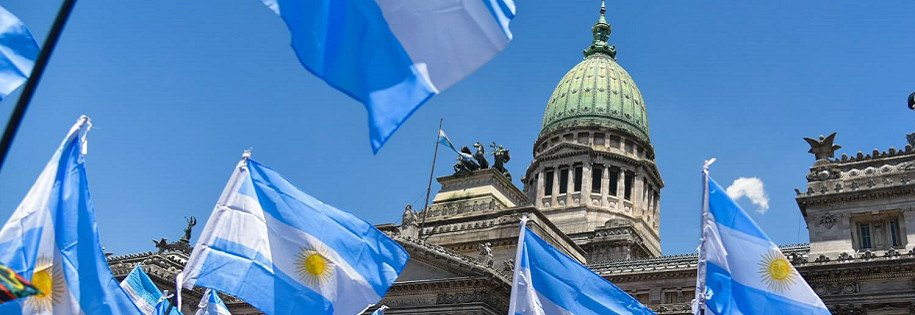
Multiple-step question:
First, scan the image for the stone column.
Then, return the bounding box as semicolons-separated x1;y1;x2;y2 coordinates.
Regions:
634;175;644;216
600;165;609;207
536;169;545;207
552;167;561;207
582;163;592;206
616;169;625;200
566;165;575;206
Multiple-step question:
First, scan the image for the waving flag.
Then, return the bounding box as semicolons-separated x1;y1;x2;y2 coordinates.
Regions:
257;0;516;153
508;218;654;315
696;167;829;314
120;265;182;315
0;5;39;101
0;116;141;314
371;305;388;315
181;154;409;314
438;129;473;161
194;289;230;315
0;264;37;303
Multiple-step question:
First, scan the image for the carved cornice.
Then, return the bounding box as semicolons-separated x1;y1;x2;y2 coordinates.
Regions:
384;277;511;312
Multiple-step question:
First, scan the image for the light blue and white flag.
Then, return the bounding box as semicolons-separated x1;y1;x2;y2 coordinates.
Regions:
508;218;654;315
695;166;829;314
370;305;388;315
257;0;516;153
0;116;142;314
180;154;410;314
194;289;230;315
0;5;39;101
438;129;473;161
120;265;182;315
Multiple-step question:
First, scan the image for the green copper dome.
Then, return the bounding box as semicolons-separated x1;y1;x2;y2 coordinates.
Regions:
540;3;649;142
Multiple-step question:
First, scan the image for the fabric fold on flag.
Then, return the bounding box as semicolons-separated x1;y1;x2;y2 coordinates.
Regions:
0;5;39;101
180;155;409;314
0;116;142;314
508;218;654;315
695;172;830;314
194;289;230;315
257;0;516;152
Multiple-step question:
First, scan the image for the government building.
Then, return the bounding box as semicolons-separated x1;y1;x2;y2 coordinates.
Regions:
107;5;915;314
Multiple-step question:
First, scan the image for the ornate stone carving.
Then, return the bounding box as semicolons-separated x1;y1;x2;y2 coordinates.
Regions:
814;282;859;296
818;213;838;230
478;242;494;268
804;133;841;161
491;142;512;181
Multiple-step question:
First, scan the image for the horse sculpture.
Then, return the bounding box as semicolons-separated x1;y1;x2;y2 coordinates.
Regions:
491;142;511;180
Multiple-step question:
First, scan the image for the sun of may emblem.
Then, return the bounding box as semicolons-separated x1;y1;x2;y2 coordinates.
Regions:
25;258;64;312
296;248;335;287
758;250;798;292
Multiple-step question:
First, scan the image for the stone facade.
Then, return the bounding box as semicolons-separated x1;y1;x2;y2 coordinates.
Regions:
106;5;915;314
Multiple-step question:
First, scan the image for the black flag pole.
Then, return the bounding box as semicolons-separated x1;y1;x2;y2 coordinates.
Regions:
0;0;79;172
418;118;443;239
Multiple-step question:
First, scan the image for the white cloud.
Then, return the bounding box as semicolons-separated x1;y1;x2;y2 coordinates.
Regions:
725;177;770;214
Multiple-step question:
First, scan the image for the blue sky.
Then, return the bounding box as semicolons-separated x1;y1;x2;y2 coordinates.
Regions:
1;1;913;256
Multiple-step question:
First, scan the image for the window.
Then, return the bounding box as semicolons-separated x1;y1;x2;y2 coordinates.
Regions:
559;169;569;194
594;133;605;146
609;136;620;149
608;168;619;196
624;171;634;201
573;166;583;192
852;213;906;250
859;223;872;249
625;141;634;154
592;167;603;193
634;292;650;304
577;132;589;144
544;171;554;196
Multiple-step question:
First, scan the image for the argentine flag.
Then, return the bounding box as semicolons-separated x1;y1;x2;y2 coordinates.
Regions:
181;154;409;314
696;170;829;314
120;265;182;315
508;218;654;315
0;5;39;101
438;129;473;161
194;289;230;315
0;116;142;314
257;0;516;153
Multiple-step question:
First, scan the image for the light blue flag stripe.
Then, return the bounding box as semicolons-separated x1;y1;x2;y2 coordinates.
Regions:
0;117;141;314
0;5;39;101
510;223;654;315
258;0;515;153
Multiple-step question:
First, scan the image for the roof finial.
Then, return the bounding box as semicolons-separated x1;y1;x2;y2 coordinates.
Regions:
583;1;616;59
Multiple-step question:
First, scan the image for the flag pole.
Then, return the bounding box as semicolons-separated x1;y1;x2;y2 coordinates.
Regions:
0;0;79;172
694;158;715;315
418;118;443;239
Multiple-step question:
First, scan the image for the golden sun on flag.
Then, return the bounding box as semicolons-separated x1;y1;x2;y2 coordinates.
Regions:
25;258;64;312
296;247;335;287
758;250;798;293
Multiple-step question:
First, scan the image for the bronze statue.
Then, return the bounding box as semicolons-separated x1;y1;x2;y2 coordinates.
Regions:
803;133;841;161
473;142;489;169
453;156;472;175
181;216;197;242
491;142;512;180
154;238;170;253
